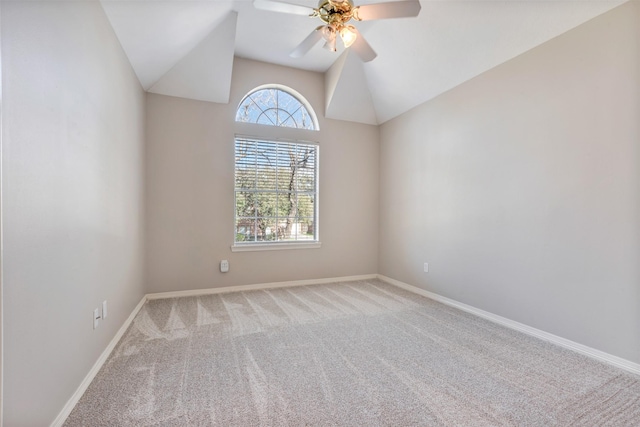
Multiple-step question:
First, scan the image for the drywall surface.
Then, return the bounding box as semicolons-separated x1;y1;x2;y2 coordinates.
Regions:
379;2;640;364
145;57;379;293
2;2;146;425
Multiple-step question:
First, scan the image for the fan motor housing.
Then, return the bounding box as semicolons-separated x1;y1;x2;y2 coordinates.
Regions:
317;0;355;25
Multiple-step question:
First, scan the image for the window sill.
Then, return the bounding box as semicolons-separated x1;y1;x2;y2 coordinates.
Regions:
231;242;322;252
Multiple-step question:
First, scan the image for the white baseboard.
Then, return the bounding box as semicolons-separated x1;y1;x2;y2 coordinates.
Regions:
378;274;640;376
53;273;639;427
145;274;379;300
50;296;147;427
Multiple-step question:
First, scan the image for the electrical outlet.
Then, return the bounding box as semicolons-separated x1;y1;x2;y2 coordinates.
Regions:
220;259;229;273
93;308;101;329
102;300;108;319
423;262;429;273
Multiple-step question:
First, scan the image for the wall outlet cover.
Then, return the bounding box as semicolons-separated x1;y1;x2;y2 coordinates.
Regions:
93;308;101;329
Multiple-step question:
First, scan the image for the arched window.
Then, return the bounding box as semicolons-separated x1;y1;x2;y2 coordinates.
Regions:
232;85;320;250
235;85;318;131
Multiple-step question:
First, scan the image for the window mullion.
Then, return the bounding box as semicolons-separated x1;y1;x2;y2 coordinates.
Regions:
253;139;258;242
275;143;279;241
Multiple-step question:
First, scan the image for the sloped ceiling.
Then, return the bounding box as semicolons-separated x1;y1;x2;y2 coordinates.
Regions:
100;0;626;125
325;50;377;125
148;13;237;103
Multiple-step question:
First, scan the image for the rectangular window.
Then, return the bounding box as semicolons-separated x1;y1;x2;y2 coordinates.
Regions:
234;137;318;247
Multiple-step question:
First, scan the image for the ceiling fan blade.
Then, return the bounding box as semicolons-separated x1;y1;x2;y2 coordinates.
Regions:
253;0;316;16
350;28;377;62
353;0;421;21
290;27;324;58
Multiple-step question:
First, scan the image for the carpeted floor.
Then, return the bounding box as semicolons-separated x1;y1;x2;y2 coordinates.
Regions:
65;279;640;426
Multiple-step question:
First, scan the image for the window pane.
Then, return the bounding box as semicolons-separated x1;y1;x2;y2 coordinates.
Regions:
256;218;276;242
297;194;315;219
256;111;276;126
278;111;297;129
297;167;315;192
255;192;277;218
276;192;289;218
289;107;308;129
236;219;257;242
277;90;298;112
235;192;256;217
235;87;317;131
236;100;263;123
249;90;273;111
297;218;315;240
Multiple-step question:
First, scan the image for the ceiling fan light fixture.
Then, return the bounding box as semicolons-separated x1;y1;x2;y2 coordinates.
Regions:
321;24;336;41
323;37;337;52
339;25;357;48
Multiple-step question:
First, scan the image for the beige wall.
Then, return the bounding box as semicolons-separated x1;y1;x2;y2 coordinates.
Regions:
2;2;146;425
145;57;379;293
379;1;640;364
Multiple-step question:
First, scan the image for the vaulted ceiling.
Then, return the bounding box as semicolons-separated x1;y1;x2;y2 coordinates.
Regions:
100;0;626;125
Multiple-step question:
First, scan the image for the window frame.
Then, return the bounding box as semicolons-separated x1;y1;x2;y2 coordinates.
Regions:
232;85;321;252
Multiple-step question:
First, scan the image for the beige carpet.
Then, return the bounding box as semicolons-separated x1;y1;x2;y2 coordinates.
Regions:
65;279;640;426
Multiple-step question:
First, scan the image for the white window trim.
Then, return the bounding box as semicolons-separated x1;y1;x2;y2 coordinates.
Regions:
235;133;318;147
231;242;322;252
234;122;318;143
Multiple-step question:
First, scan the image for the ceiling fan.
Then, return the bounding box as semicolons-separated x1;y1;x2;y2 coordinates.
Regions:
253;0;421;62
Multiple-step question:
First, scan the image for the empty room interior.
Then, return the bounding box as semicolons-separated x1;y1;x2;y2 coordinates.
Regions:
2;0;640;425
